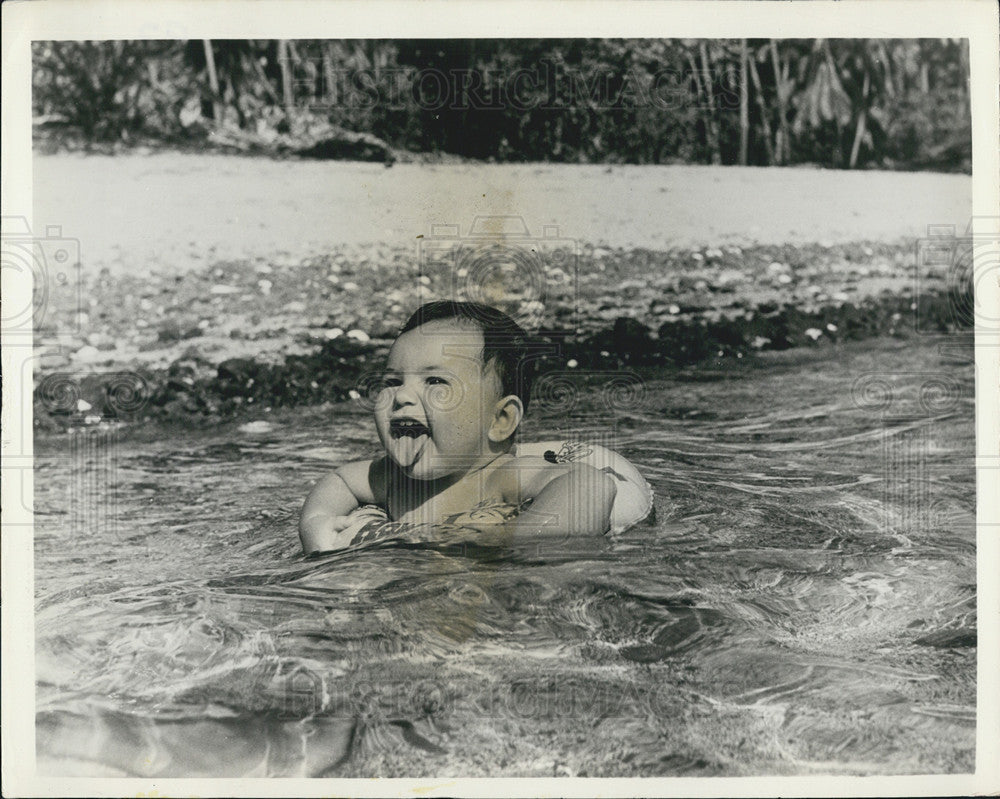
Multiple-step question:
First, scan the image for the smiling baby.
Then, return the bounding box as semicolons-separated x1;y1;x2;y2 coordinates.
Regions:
298;301;617;554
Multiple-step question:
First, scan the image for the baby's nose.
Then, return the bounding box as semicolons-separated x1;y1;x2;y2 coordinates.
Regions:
392;381;419;408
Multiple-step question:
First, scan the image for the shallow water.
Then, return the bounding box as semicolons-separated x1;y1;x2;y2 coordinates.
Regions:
34;336;977;777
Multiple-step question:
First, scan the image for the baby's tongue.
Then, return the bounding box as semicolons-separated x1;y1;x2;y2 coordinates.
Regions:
396;432;428;468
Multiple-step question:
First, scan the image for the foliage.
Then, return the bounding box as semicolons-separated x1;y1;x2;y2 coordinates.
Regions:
32;41;198;141
32;38;971;171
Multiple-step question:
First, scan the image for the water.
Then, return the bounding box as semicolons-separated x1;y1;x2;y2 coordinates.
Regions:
34;337;977;777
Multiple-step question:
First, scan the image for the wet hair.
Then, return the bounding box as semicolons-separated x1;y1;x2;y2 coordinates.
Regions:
399;301;534;412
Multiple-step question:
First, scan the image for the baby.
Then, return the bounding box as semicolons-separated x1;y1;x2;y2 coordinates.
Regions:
299;301;617;554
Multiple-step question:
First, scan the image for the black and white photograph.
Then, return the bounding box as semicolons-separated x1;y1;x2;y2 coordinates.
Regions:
2;1;998;795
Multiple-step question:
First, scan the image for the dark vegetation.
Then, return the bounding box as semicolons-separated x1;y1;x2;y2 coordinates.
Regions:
33;38;971;172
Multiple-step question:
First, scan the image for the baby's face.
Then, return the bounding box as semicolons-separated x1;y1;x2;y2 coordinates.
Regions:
375;320;504;481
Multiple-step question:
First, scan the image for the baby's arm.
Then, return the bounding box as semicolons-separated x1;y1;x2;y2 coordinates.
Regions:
299;459;382;554
502;459;617;537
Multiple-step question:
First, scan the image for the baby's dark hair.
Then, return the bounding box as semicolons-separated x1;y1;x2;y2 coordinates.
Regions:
399;301;535;412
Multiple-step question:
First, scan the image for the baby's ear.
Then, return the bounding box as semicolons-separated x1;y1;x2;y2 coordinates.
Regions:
488;395;524;443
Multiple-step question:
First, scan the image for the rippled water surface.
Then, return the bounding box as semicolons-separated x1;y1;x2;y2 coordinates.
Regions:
34;337;977;777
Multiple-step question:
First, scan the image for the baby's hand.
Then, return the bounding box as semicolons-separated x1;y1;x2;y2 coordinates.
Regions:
302;508;387;554
336;505;391;544
325;515;356;533
349;505;390;524
322;507;387;533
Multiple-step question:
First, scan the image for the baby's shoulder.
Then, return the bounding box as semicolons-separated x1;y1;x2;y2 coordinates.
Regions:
493;452;564;475
489;451;578;501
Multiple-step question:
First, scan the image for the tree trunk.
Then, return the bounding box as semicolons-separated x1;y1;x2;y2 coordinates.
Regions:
747;52;775;165
849;71;871;169
769;40;790;165
323;49;336;105
202;39;222;126
278;39;294;119
739;39;749;165
698;42;722;165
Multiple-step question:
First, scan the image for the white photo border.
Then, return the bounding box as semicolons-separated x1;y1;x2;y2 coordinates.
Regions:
2;1;998;796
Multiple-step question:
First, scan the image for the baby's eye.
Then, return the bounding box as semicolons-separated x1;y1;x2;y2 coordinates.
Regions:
425;375;449;386
382;376;402;388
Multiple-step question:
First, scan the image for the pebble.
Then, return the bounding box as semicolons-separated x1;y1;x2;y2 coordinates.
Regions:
86;332;113;349
778;274;793;284
258;279;273;295
567;359;578;368
210;284;239;295
77;398;92;412
40;352;70;369
805;328;823;340
238;421;273;434
323;328;344;340
716;269;744;285
342;281;359;292
74;345;106;364
346;329;370;343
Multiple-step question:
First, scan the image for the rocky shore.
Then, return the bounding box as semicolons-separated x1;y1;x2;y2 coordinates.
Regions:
33;239;968;432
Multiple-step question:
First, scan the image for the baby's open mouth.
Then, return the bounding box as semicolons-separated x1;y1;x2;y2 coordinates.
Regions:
390;418;430;438
389;417;430;469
